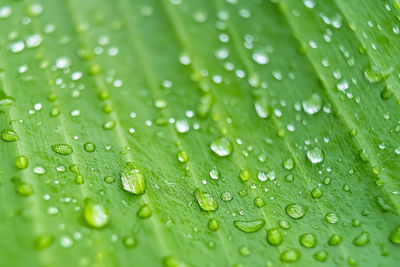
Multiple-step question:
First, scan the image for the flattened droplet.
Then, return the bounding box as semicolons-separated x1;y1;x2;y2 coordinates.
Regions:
233;219;265;233
1;129;18;142
194;188;218;211
121;163;145;195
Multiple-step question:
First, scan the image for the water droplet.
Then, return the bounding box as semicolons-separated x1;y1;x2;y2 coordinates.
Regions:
252;52;269;65
123;235;137;248
233;219;265;233
83;142;96;152
302;94;322;115
60;236;74;248
210;137;233;157
177;150;189;163
103;120;116;130
283;158;295;170
389;225;400;244
33;234;53;250
286;204;307;219
364;63;392;83
33;166;46;175
104;176;115;184
197;94;213;118
300;233;317;248
1;129;18;142
162;256;188;267
279;220;291;229
353;231;369;246
254;197;265;208
313;250;328;262
194;189;218;211
121;163;145;195
15;180;33;196
84;202;110;228
221;192;232;202
240;169;250;182
15;155;28;169
209;167;220;180
328;234;342;245
311;188;323;198
267;228;283;246
51;144;73;155
307;147;325;164
137;204;152;218
175;120;189;133
325;212;338;224
208;218;219;231
280;249;300;263
239;245;251;256
254;97;270;119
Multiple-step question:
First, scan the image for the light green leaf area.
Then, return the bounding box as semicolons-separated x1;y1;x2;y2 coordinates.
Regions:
0;0;399;266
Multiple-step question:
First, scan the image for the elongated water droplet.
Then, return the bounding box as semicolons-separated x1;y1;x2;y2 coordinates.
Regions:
51;144;73;155
233;219;265;233
197;94;213;118
210;137;233;157
286;204;307;219
194;188;218;211
1;129;18;142
254;97;270;119
121;163;145;195
302;94;322;115
177;150;188;163
267;228;283;246
84;202;110;229
307;147;325;164
240;169;250;182
162;256;188;267
389;225;400;244
353;231;369;246
325;212;338;224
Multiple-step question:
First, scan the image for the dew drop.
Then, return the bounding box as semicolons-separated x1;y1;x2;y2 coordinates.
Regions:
121;163;145;195
137;204;152;218
51;144;73;155
300;233;317;248
285;204;307;219
194;188;218;211
280;249;300;263
83;142;96;152
84;202;110;229
302;94;322;115
233;219;265;233
1;129;18;142
307;147;325;164
15;155;28;169
210;137;233;157
267;228;283;246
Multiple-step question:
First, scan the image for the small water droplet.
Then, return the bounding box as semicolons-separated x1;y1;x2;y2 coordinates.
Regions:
208;218;219;231
300;233;317;248
280;249;300;263
15;155;28;169
302;94;322;115
137;204;152;218
325;212;338;224
83;142;96;152
353;231;369;246
328;234;342;246
267;228;283;246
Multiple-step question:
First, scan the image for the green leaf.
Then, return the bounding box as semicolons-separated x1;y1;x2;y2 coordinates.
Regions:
0;0;399;266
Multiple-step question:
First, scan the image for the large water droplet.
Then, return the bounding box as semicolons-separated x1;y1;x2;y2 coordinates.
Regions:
210;137;233;157
194;188;218;211
84;202;110;229
302;94;322;115
1;129;18;142
51;144;73;155
121;163;145;195
267;228;283;246
233;219;265;233
286;204;307;219
307;147;325;164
